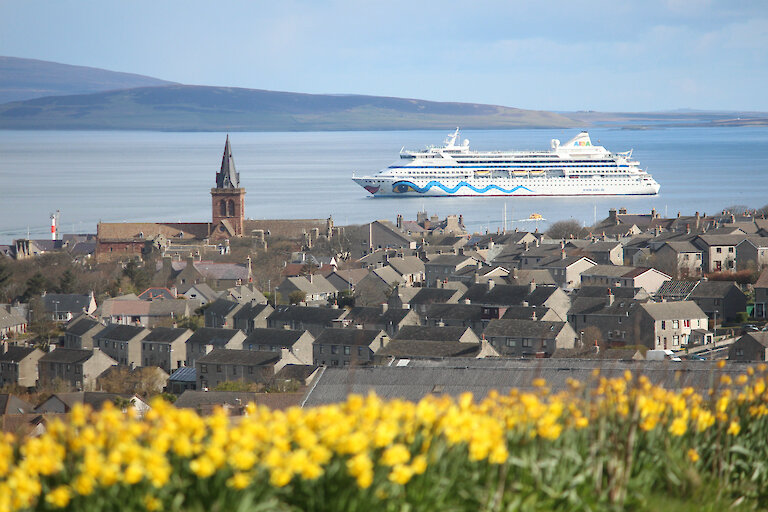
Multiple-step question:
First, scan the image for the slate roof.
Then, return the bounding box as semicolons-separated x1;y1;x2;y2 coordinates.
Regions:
175;391;304;410
395;326;471;342
376;340;481;359
186;328;243;346
143;327;191;343
425;254;477;267
408;288;459;305
243;328;310;348
42;294;92;314
756;269;768;289
280;275;337;295
581;265;638;278
541;255;595;269
205;298;241;317
185;283;220;302
661;241;701;253
500;306;553;320
197;349;279;366
313;329;386;347
0;346;38;363
695;234;748;246
64;316;101;336
95;324;147;341
640;301;706;320
0;394;35;415
344;307;412;326
38;392;135;412
169;367;197;383
688;281;741;299
38;348;97;364
569;297;641;317
232;303;271;321
371;266;403;285
483;319;565;339
275;364;318;382
424;303;484;322
268;306;346;325
386;256;425;276
575;286;649;300
302;361;748;406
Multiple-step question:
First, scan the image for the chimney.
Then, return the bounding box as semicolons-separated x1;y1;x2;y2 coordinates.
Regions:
522;300;529;307
2;341;7;354
730;214;735;223
280;347;291;361
529;279;536;294
609;208;617;223
619;207;627;215
381;303;388;313
396;214;403;229
462;298;471;304
459;214;464;226
651;208;657;218
561;248;566;260
686;223;691;234
355;324;364;330
695;212;700;229
205;344;214;354
524;241;529;251
606;288;614;307
531;309;537;321
170;286;178;297
437;319;445;327
474;273;480;284
283;324;291;329
487;280;495;291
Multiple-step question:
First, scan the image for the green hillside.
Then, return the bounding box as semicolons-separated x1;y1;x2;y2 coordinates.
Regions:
0;85;578;131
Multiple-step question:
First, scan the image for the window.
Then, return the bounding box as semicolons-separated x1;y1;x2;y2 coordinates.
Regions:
684;320;690;328
522;338;532;348
661;321;666;330
716;247;722;253
201;364;208;373
358;347;364;356
728;247;734;253
248;366;254;375
332;360;339;366
506;338;516;347
216;365;223;373
673;320;679;329
736;348;744;356
344;346;351;355
319;345;324;354
331;345;338;354
232;366;237;375
673;335;679;346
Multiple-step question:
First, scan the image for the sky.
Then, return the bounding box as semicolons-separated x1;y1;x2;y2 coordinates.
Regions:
1;0;767;112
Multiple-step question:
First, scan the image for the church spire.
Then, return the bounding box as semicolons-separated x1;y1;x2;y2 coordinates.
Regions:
216;134;240;189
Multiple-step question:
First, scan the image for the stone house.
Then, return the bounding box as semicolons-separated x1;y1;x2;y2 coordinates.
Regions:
92;324;150;367
422;303;500;334
182;283;220;305
38;348;117;391
754;269;768;319
482;319;577;357
581;241;624;265
688;281;747;324
736;238;768;271
266;305;348;336
386;256;426;286
197;348;304;389
425;254;483;287
204;298;244;329
140;327;193;371
728;333;768;362
312;329;390;367
374;336;498;362
341;305;420;336
275;275;337;305
232;302;273;334
0;305;27;338
693;234;746;272
324;269;372;294
42;292;97;322
241;328;315;365
0;344;44;388
185;328;247;367
540;255;597;289
617;268;671;295
653;242;703;278
63;315;103;349
637;302;709;350
353;266;404;307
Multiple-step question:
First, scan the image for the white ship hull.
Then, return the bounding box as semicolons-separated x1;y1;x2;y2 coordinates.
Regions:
353;176;660;197
353;130;660;198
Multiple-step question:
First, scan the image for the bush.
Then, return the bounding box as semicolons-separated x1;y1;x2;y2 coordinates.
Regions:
736;311;749;324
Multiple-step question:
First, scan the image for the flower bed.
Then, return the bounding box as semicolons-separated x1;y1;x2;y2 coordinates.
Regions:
3;363;768;511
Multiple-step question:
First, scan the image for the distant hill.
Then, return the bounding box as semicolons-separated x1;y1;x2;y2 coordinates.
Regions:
565;110;768;128
0;85;577;131
0;56;176;104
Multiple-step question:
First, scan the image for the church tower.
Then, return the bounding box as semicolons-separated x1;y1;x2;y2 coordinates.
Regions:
211;135;246;238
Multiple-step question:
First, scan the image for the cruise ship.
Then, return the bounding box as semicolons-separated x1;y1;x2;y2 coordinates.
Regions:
352;129;660;197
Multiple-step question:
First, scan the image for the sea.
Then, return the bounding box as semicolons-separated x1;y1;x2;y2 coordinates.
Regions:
1;127;767;244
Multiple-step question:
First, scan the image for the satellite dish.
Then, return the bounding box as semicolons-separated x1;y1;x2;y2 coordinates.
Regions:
463;139;470;147
551;139;560;150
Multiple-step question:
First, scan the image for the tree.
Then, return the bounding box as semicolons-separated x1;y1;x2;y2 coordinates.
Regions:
214;381;257;392
58;270;76;294
546;220;589;240
98;367;167;397
22;272;49;302
28;296;56;347
177;315;203;331
288;291;307;305
123;259;151;291
0;261;10;302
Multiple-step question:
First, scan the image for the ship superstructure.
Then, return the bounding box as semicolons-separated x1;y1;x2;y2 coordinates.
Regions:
353;129;660;197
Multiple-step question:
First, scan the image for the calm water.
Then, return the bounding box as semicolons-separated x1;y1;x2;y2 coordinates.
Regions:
1;127;766;244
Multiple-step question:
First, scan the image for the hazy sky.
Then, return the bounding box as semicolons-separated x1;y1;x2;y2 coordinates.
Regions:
2;0;767;111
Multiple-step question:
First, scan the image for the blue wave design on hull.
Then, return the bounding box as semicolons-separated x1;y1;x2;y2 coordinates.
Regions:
393;180;535;195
